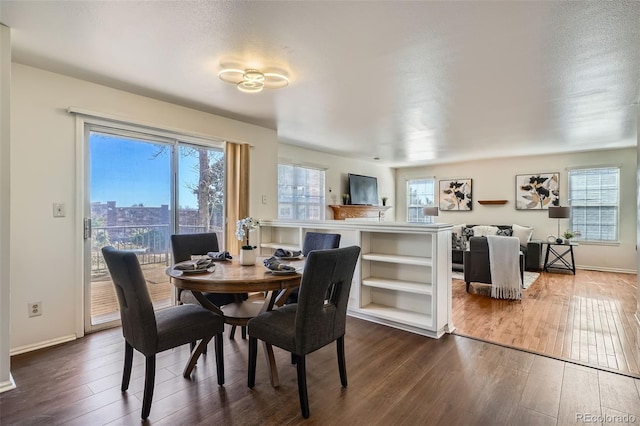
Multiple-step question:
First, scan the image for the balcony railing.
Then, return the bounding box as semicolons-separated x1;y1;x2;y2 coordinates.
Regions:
91;224;221;275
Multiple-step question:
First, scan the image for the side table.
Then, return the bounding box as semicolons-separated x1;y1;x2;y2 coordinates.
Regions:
543;241;578;274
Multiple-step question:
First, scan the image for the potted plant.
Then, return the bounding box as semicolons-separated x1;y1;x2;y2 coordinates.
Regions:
562;230;575;240
236;217;259;265
381;196;388;206
342;193;350;205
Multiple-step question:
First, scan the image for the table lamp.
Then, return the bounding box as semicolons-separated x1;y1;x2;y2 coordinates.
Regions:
548;206;570;242
423;206;439;223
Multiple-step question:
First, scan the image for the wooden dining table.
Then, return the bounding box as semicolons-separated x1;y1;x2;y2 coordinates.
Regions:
166;256;305;387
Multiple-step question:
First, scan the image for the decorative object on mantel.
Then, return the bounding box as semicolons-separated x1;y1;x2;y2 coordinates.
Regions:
381;196;388;206
515;172;560;210
341;194;350;205
236;217;259;265
548;206;570;244
439;179;472;211
477;200;508;205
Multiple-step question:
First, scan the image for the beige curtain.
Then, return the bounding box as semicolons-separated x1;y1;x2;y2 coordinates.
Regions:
226;142;250;255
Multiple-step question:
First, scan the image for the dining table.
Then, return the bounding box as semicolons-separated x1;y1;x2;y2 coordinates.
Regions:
166;255;305;387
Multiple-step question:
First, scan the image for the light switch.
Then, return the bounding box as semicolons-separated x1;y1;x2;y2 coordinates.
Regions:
262;195;267;204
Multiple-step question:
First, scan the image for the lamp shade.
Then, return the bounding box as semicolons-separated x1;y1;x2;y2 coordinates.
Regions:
548;206;570;219
423;207;439;217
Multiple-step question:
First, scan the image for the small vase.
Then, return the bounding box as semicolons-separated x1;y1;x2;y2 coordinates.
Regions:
239;247;256;266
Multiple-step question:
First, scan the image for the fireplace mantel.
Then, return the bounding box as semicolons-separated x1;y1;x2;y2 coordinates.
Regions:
329;205;391;220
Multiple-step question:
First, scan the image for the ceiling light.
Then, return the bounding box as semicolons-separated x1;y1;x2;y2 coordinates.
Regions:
218;68;289;93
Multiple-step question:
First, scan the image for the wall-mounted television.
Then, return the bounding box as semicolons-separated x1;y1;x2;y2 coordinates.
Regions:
348;173;379;205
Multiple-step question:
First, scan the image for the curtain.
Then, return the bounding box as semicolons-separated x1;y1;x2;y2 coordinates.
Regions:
226;142;250;255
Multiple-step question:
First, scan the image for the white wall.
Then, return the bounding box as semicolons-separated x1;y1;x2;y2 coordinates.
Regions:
277;144;395;220
396;148;637;272
10;64;278;351
0;24;15;392
636;105;640;327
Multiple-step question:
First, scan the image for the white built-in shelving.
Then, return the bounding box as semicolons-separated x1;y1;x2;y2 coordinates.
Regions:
258;219;454;338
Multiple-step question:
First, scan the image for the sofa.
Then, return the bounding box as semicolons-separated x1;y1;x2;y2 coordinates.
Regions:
451;224;543;271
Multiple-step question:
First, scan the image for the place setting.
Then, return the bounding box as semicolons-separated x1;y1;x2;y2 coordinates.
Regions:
263;256;301;275
174;257;215;274
273;248;303;260
206;251;233;261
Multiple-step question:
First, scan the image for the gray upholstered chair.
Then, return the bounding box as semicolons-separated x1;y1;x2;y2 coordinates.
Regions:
248;246;360;418
101;246;225;419
171;233;250;339
284;232;341;304
302;232;341;256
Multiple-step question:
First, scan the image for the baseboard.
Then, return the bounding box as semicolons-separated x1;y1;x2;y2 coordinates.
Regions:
575;265;637;274
10;334;77;356
0;374;16;393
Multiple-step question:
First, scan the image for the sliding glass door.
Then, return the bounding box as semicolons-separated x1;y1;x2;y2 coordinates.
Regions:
85;127;225;330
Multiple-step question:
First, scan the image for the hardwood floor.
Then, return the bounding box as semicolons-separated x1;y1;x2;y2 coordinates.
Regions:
453;269;640;377
2;318;640;425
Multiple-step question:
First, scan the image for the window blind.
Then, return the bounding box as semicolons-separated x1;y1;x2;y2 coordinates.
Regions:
278;164;326;220
568;167;619;242
407;178;436;223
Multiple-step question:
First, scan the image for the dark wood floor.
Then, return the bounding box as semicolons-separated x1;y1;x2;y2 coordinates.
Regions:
2;317;640;425
453;270;640;377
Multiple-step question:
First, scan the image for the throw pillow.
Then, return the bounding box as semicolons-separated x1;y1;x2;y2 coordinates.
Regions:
462;226;475;239
451;224;466;238
472;225;499;237
496;228;513;237
452;233;461;249
512;224;533;247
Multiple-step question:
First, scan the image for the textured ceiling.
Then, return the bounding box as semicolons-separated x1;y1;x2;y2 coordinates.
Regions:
1;1;639;167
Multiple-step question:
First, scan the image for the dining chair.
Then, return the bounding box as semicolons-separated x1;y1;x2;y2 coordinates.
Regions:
248;245;361;418
171;233;252;339
101;246;225;419
284;232;341;304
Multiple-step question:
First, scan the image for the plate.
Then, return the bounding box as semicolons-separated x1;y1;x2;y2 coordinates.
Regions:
181;267;215;275
275;256;303;261
268;269;298;275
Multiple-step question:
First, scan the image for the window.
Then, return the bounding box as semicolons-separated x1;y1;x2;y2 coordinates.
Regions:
278;164;326;220
407;178;436;223
86;125;225;329
568;167;619;242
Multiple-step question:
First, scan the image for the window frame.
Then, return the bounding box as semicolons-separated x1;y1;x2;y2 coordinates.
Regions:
568;166;620;244
277;162;326;221
406;178;437;223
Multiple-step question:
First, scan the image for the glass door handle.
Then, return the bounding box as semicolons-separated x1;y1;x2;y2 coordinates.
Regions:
83;218;91;240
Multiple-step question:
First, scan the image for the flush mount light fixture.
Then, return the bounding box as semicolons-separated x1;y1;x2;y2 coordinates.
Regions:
218;68;289;93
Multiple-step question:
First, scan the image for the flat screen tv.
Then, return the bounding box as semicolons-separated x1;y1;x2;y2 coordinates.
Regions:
348;173;379;205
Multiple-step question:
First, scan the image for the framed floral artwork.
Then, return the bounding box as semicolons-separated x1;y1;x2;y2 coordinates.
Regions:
515;173;560;210
439;179;472;211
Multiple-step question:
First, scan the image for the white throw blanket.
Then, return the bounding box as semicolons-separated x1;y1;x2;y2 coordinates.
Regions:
487;235;522;300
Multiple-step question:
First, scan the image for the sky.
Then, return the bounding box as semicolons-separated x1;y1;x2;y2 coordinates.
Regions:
90;133;213;208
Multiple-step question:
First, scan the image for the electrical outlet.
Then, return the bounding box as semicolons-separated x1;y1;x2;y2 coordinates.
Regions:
28;301;42;317
53;203;65;217
261;194;267;204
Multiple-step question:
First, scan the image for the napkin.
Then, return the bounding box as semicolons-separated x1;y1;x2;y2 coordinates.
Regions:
175;258;212;271
263;256;296;272
207;251;233;260
273;248;302;258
